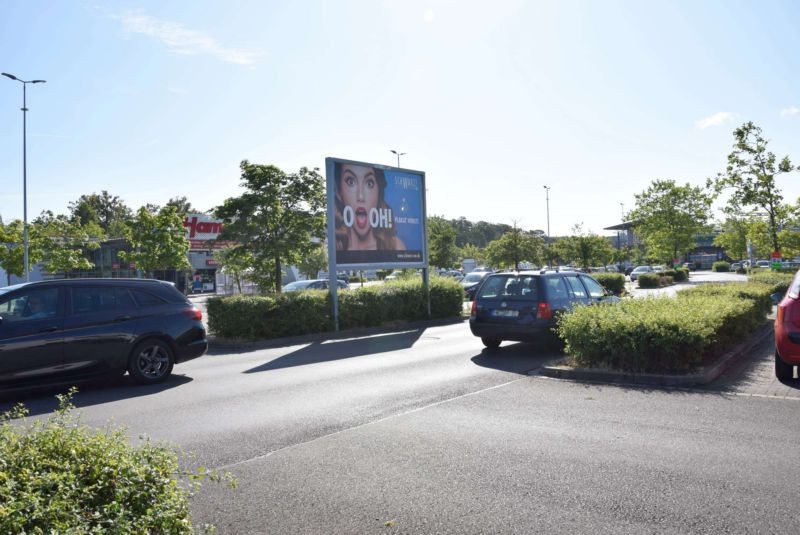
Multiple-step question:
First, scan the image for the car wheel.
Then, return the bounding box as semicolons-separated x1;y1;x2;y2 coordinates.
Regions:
775;351;794;381
128;339;175;385
482;337;501;349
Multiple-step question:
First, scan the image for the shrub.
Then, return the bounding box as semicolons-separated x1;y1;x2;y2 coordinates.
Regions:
207;277;464;339
712;261;730;272
637;273;661;288
664;269;688;282
0;389;216;534
593;273;625;295
748;270;795;296
557;282;771;373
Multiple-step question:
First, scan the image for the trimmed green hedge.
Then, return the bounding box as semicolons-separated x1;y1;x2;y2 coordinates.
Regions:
207;277;464;339
557;282;772;373
637;273;674;288
712;261;730;272
748;270;794;296
593;273;625;295
0;391;196;533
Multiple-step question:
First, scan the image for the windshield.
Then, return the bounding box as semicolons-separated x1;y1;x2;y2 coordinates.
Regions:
284;281;314;290
464;273;485;283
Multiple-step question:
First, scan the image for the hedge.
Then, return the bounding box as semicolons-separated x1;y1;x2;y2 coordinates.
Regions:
637;273;674;288
712;261;730;272
207;277;464;339
593;273;625;295
748;270;795;296
0;390;216;534
557;282;773;373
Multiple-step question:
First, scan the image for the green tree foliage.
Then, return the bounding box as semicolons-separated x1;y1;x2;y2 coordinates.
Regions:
484;226;543;269
630;179;712;263
459;243;485;266
68;190;133;238
451;217;512;248
214;161;326;293
553;224;615;270
120;206;190;276
216;245;252;294
427;216;459;269
34;211;100;275
713;217;749;261
298;243;328;279
0;219;37;285
165;196;194;216
708;122;797;253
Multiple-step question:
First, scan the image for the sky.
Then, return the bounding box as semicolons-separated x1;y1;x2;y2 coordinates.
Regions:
1;0;799;237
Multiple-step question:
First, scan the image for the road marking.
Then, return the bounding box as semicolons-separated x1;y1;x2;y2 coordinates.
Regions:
213;376;529;471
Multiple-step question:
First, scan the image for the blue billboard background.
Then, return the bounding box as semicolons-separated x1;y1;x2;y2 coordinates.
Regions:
383;169;424;252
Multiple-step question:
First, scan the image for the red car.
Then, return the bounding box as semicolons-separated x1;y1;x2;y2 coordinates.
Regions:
774;273;800;380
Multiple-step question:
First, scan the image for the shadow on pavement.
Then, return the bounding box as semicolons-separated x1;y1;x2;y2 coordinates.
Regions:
0;374;193;417
243;329;425;373
471;341;563;375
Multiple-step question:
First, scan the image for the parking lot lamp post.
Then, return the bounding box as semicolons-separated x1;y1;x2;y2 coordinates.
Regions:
390;149;406;168
543;185;551;266
2;72;47;282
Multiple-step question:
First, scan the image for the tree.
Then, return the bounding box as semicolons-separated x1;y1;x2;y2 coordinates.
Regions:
629;179;712;263
298;243;327;279
708;122;796;254
427;216;459;269
214;161;326;293
553;224;615;270
33;211;99;275
119;206;190;276
713;217;749;261
484;225;543;269
69;191;133;238
459;243;485;266
0;219;40;285
216;245;252;294
165;196;194;216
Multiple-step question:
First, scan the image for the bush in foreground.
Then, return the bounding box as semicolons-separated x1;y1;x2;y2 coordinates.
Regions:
557;282;772;373
207;277;464;339
748;270;794;296
0;389;222;534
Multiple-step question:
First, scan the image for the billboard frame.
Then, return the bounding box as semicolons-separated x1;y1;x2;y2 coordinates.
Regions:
325;157;430;330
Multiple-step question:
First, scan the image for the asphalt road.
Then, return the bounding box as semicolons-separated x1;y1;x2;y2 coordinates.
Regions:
4;315;799;534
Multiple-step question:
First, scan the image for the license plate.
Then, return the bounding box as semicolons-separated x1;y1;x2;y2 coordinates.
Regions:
493;309;518;317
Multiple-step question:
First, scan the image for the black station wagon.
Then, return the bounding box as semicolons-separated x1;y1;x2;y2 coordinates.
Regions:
0;279;207;390
469;270;619;348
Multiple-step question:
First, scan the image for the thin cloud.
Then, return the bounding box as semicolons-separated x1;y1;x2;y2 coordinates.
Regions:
780;106;799;117
115;10;261;65
695;111;736;130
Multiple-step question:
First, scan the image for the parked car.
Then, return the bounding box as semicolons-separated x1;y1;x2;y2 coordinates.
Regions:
0;279;207;390
730;262;743;271
462;271;490;300
774;269;800;380
283;279;349;292
629;265;654;281
756;260;771;268
469;270;619;348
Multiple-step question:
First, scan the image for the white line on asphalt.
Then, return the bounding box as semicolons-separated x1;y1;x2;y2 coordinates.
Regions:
213;375;530;472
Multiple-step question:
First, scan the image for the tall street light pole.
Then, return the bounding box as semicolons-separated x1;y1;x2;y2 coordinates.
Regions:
390;149;406;168
3;72;47;282
543;185;551;267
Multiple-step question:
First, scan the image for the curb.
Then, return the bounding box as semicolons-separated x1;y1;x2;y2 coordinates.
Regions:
208;316;467;352
537;323;773;387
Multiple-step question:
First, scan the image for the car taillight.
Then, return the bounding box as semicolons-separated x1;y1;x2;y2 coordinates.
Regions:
537;302;552;319
777;305;785;323
185;307;202;321
470;299;477;318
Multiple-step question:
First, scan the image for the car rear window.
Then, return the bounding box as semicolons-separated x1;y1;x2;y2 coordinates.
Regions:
476;275;538;300
130;289;166;307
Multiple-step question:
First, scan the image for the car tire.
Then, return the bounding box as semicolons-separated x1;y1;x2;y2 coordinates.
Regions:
482;337;501;349
128;338;175;385
775;351;794;381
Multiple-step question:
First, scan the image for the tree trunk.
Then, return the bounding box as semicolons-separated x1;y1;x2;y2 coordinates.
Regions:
275;257;282;293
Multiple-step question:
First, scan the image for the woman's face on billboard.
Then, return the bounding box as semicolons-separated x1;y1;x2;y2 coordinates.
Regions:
340;164;379;239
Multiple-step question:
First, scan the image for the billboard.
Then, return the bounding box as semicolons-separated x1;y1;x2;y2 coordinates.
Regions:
326;157;427;268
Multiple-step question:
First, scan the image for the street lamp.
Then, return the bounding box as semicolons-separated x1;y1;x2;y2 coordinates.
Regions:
3;72;47;282
390;149;406;168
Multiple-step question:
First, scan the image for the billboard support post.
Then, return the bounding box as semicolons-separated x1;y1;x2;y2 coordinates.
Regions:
326;158;340;331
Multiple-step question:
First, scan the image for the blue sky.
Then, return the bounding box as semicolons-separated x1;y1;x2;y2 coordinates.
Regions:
2;0;799;237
